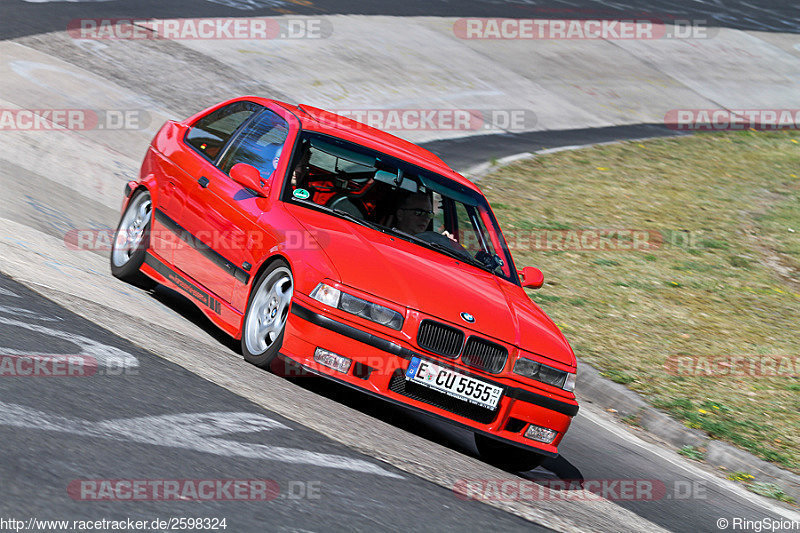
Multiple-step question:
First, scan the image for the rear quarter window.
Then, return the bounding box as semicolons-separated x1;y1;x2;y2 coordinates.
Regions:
185;101;262;161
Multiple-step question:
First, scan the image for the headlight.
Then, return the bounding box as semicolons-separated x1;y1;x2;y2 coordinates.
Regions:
514;357;576;391
340;292;368;314
311;283;404;330
538;365;566;388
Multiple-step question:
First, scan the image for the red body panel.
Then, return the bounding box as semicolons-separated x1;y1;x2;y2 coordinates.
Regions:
123;97;578;457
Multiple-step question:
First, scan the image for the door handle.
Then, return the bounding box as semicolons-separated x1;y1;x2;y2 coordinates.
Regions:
198;176;209;188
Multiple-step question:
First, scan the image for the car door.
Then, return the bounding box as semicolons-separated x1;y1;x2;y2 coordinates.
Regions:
157;100;262;297
173;106;295;307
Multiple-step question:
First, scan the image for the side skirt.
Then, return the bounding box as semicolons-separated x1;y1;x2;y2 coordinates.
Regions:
140;251;244;338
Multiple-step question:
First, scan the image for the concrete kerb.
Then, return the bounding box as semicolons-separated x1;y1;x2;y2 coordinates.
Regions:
460;135;679;180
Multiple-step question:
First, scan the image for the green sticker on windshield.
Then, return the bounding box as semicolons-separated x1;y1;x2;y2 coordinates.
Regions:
293;188;310;200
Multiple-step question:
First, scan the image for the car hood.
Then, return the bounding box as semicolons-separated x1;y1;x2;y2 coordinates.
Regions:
287;205;575;367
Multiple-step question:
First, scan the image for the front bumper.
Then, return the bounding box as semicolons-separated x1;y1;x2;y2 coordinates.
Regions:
281;298;579;457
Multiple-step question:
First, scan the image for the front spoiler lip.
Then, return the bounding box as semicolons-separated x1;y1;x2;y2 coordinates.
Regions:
280;354;560;458
290;302;579;418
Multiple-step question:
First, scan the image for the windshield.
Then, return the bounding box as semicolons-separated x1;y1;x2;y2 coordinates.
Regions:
281;132;517;284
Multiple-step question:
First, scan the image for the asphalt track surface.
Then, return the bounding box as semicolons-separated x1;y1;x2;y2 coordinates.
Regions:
2;0;800;40
421;123;688;172
0;274;545;532
1;1;799;532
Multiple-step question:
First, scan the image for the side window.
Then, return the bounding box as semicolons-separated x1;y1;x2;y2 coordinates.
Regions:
185;101;261;161
218;110;290;181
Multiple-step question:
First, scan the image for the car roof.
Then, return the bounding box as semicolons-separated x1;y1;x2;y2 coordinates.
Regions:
263;99;482;193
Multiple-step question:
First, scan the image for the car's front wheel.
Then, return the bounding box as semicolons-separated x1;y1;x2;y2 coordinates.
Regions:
474;433;547;472
242;260;293;368
110;190;155;289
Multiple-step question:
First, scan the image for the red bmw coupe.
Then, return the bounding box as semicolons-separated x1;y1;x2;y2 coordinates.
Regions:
111;97;578;470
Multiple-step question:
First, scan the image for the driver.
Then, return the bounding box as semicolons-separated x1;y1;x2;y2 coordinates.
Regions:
292;148;312;184
393;193;433;234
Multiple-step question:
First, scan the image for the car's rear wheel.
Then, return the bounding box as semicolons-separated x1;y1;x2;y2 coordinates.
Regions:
242;260;293;368
110;190;156;290
474;433;547;472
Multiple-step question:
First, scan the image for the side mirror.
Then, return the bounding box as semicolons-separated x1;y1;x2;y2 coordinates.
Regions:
230;163;268;196
520;266;544;289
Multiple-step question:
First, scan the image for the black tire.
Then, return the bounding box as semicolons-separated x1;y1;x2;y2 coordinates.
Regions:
110;190;156;290
474;433;547;472
241;260;293;368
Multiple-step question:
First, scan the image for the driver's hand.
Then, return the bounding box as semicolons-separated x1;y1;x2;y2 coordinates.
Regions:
442;230;458;243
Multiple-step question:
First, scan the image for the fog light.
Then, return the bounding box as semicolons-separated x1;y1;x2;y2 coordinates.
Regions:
524;424;558;444
313;348;352;374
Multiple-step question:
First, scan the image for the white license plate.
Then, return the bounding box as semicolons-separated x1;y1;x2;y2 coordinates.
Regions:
405;357;503;410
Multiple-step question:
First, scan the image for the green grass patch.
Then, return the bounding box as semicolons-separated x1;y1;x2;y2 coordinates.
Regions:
592;259;620;266
727;472;755;483
567;297;589;307
513;219;573;230
484;130;800;472
621;414;642;428
678;445;705;461
529;293;562;304
747;482;795;503
728;256;751;269
600;369;636;385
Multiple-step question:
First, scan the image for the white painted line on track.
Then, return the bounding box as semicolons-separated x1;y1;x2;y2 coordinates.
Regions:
0;287;20;297
0;401;402;478
0;316;138;370
0;304;61;321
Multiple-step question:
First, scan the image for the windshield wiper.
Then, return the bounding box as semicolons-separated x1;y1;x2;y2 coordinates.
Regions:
296;199;383;232
330;208;385;232
388;227;491;272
